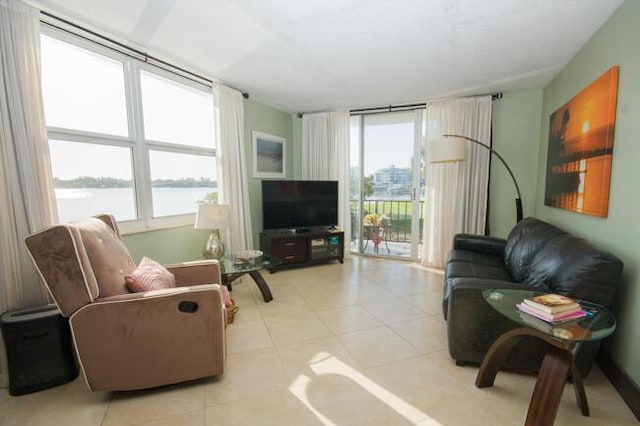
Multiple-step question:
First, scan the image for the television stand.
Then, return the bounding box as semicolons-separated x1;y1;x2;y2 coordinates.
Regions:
259;229;344;272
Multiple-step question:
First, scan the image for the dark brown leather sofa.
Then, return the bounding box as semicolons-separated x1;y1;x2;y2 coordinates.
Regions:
443;217;623;377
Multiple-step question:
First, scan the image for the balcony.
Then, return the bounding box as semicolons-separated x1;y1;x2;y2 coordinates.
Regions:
350;199;424;257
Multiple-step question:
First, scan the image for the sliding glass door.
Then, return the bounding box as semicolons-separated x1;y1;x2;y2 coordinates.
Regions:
350;110;424;260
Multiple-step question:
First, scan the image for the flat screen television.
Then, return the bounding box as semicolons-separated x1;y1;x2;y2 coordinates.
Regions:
262;180;338;231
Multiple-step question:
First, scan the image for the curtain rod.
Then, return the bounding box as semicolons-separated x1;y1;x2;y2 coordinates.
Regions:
296;92;502;118
39;11;249;99
351;92;503;115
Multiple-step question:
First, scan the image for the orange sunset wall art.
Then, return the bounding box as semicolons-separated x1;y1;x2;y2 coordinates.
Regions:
544;66;619;217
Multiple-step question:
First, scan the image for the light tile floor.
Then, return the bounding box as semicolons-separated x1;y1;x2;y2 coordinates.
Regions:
1;257;636;425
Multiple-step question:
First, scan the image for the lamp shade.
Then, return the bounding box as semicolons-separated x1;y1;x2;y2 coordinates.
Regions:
429;139;467;163
195;203;231;229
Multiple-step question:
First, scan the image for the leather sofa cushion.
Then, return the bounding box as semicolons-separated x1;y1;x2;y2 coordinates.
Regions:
446;260;513;282
524;234;623;306
503;217;536;265
507;225;566;282
504;217;566;282
447;249;505;268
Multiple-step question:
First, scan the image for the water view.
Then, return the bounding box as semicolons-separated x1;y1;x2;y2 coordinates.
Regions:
55;187;215;223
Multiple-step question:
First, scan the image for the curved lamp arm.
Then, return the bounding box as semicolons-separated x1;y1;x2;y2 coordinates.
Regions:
443;134;523;222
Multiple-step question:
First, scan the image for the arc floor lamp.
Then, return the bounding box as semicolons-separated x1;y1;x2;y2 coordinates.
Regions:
431;134;523;223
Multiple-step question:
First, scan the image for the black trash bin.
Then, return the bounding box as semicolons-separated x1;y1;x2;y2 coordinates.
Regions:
1;304;78;396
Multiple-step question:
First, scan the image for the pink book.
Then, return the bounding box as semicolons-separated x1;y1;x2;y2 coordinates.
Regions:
517;303;586;323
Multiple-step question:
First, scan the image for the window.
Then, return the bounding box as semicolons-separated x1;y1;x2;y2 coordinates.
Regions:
149;151;216;217
41;35;128;136
40;29;217;230
140;70;214;148
48;140;136;222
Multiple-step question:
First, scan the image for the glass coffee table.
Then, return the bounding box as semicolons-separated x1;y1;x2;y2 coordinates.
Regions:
477;289;616;426
220;254;280;303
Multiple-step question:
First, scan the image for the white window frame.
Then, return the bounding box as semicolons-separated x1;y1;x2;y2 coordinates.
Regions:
42;26;217;233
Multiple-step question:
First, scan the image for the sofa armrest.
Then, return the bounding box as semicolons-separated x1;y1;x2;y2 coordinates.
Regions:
445;278;526;364
70;285;225;391
165;260;221;287
449;277;523;293
445;277;522;319
453;234;507;256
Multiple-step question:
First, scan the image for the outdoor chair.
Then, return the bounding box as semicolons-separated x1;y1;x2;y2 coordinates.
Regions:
363;225;390;254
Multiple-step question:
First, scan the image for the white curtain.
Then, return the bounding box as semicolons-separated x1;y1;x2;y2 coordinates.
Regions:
421;96;492;268
302;111;351;246
214;84;252;253
0;0;58;387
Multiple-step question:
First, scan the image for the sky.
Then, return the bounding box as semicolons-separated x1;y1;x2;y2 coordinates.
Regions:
350;113;417;175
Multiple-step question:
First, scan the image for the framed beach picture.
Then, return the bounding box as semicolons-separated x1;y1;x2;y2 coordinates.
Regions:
252;131;286;178
544;66;619;217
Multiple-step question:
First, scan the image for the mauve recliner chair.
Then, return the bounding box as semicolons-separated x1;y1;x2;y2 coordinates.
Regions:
25;214;226;391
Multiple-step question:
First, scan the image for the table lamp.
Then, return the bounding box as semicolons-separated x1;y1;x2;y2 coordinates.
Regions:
195;203;231;259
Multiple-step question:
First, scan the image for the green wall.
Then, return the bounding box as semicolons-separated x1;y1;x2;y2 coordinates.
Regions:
243;99;295;247
123;226;209;264
490;91;543;238
534;0;640;385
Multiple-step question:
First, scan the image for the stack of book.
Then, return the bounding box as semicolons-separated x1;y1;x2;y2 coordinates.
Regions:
517;293;586;324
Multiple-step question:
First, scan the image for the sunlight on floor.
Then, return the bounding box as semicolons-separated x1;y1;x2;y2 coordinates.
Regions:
291;353;441;425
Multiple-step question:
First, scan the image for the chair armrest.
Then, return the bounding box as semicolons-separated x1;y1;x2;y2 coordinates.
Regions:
94;284;223;304
165;260;221;287
70;285;225;391
453;234;506;256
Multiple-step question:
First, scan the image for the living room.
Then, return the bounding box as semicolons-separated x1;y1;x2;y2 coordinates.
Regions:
1;0;639;425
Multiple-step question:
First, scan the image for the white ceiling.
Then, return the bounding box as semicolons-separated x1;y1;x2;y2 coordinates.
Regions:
33;0;624;113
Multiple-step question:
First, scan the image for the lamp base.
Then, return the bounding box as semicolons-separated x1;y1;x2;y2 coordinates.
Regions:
203;229;225;260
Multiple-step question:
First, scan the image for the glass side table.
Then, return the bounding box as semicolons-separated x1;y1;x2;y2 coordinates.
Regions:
478;289;616;426
220;254;281;303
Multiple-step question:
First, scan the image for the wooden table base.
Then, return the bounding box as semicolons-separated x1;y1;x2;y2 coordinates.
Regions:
476;327;588;426
222;270;273;303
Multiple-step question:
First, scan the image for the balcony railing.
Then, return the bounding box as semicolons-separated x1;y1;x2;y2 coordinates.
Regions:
350;199;424;243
